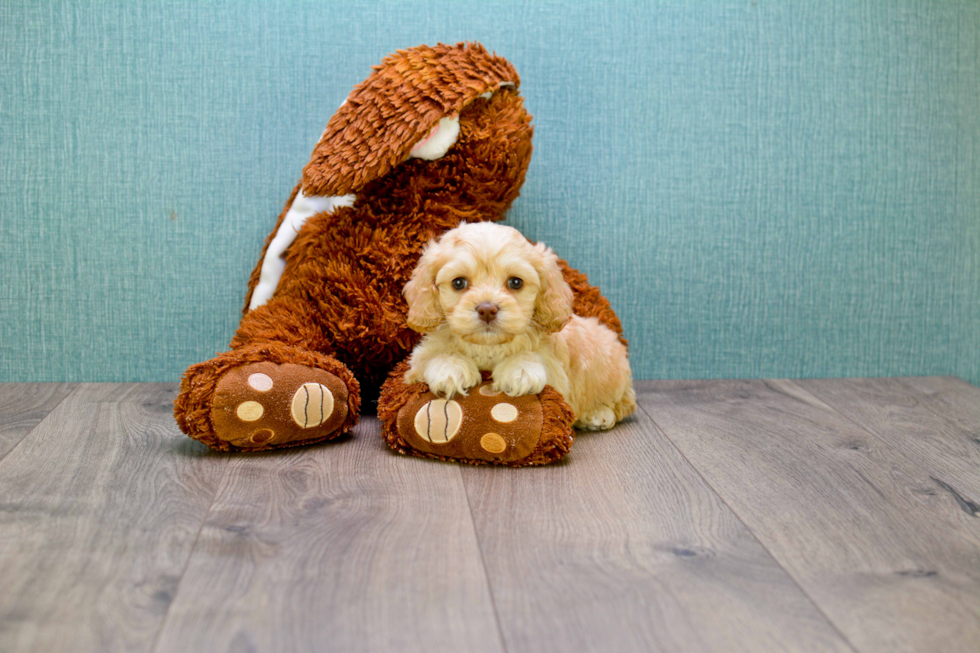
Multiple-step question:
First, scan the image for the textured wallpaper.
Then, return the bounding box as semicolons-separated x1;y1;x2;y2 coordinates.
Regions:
1;0;978;384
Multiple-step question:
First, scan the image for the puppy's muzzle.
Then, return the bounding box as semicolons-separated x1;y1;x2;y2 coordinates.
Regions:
476;302;499;323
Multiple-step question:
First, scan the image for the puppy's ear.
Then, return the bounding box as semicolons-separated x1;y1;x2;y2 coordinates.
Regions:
532;243;574;333
404;241;445;333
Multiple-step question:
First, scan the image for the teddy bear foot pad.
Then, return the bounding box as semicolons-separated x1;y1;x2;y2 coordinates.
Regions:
211;362;349;451
394;380;558;464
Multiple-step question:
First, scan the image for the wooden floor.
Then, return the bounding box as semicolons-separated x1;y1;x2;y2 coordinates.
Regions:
1;378;978;652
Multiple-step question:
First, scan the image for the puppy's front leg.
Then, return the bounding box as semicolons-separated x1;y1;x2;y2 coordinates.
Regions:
492;352;549;397
407;352;481;398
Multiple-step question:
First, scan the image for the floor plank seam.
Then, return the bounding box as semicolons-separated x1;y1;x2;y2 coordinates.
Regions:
147;453;231;653
0;383;79;468
459;465;511;653
632;396;862;653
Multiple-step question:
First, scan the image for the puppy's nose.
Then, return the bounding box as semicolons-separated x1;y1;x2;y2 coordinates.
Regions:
476;302;499;323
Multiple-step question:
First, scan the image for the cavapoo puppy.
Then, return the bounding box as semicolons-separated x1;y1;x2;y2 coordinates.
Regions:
403;222;636;430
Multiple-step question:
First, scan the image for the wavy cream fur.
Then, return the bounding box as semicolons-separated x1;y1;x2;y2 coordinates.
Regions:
403;222;636;430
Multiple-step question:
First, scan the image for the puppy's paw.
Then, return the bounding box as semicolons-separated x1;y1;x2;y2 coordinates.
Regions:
424;356;481;398
492;359;548;397
575;405;617;431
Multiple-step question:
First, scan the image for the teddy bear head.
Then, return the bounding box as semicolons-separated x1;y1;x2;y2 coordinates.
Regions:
301;42;534;218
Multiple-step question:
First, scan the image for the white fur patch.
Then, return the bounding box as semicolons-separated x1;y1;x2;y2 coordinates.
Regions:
409;116;460;160
406;83;514;162
248;190;355;310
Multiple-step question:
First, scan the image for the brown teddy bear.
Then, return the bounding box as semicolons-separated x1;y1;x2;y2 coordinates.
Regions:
174;42;625;465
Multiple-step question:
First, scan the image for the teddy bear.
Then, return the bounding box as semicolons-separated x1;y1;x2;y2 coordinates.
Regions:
174;42;625;465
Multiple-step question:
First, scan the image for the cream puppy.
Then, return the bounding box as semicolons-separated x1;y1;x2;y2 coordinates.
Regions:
403;222;635;430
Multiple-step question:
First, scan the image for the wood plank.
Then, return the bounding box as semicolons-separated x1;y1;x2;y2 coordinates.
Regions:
153;416;504;653
899;376;980;420
637;379;980;653
798;376;980;500
460;404;854;652
0;383;225;653
899;376;980;451
0;383;75;460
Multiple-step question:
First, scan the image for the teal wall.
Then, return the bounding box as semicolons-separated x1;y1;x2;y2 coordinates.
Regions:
2;1;978;384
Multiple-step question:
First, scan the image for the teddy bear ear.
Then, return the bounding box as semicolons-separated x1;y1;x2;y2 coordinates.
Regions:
301;42;521;197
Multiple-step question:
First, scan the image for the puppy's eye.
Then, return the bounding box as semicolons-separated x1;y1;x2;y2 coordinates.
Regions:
451;277;468;291
507;277;523;290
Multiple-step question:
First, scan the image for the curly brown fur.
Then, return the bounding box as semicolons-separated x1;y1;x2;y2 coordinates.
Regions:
243;43;527;313
303;42;521;197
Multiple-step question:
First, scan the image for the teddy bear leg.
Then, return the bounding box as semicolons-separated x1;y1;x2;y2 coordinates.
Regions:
174;342;360;452
378;362;575;466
